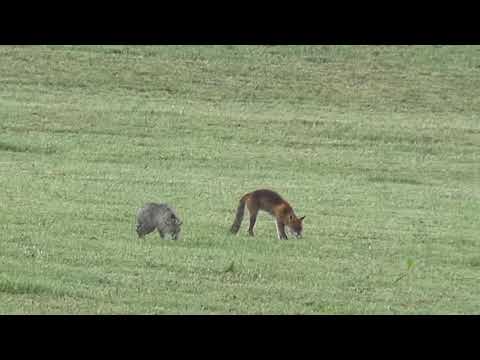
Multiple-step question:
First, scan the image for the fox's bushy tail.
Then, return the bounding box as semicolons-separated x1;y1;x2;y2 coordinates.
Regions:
230;194;249;234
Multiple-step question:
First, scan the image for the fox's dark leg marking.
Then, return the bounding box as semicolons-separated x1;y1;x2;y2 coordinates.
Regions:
276;220;288;240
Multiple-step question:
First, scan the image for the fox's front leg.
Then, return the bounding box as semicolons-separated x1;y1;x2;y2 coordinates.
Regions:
276;220;288;240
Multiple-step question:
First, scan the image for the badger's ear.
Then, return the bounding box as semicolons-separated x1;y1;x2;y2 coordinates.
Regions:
300;216;306;221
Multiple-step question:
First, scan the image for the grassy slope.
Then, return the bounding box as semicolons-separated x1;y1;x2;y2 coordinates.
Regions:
0;45;478;314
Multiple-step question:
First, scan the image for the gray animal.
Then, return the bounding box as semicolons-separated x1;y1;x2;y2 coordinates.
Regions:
136;203;182;240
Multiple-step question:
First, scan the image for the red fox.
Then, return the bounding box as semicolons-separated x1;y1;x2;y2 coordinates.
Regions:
230;189;305;240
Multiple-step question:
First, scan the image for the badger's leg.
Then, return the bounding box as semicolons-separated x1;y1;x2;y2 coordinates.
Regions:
158;229;165;239
137;222;157;238
172;229;181;240
136;223;150;239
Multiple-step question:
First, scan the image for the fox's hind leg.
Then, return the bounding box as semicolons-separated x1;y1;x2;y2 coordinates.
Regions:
247;210;258;236
248;213;257;236
245;197;259;236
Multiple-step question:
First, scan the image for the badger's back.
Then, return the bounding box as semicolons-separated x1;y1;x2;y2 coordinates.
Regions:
137;203;178;226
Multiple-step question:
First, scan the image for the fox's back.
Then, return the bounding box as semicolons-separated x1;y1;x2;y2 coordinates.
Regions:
249;189;292;214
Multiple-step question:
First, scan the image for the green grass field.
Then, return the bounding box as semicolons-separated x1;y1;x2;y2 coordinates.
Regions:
0;45;478;314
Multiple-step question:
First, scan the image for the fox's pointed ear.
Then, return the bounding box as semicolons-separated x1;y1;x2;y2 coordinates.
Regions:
300;216;306;221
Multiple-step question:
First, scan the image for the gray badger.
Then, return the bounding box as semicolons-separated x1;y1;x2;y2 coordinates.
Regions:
136;203;182;240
